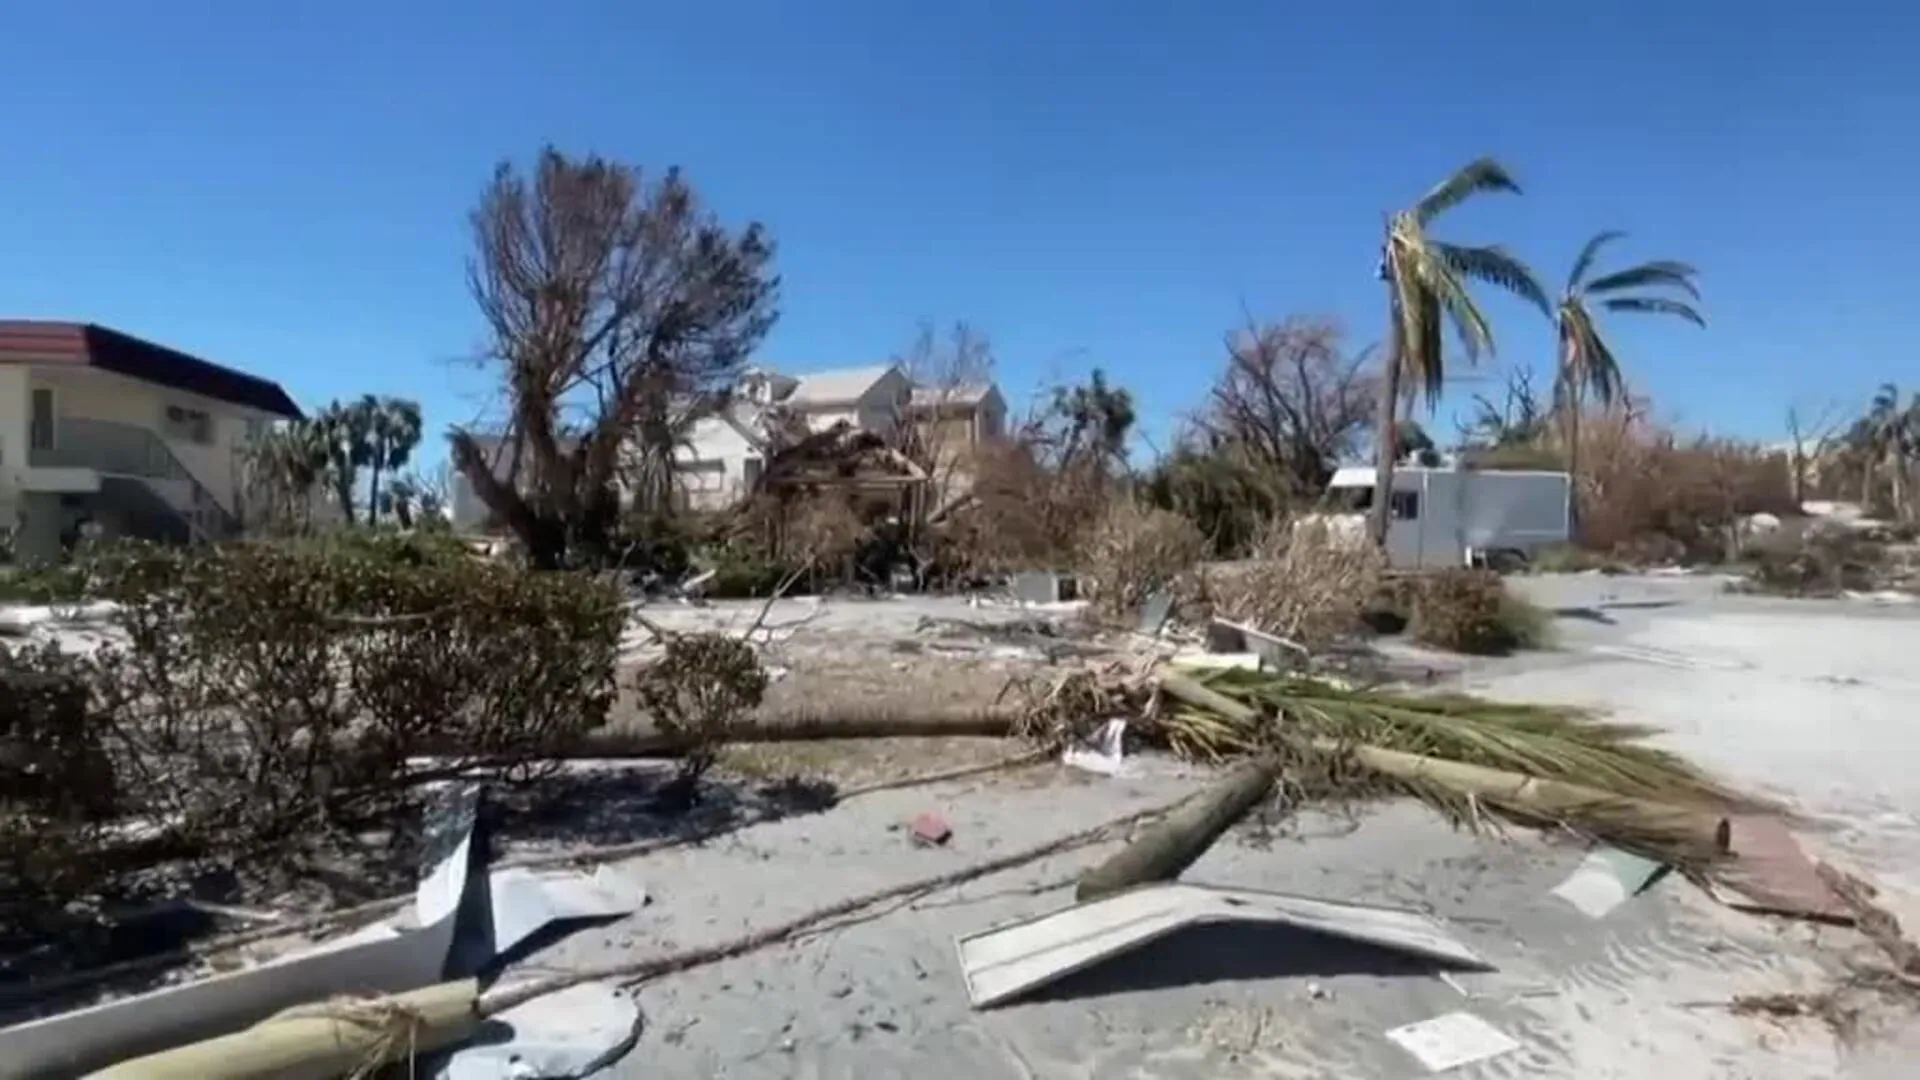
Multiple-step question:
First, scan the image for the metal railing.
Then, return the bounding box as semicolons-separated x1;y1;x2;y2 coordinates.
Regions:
27;416;239;541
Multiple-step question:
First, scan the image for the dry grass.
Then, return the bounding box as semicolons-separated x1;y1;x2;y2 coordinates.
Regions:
1077;500;1206;620
1576;408;1796;561
1203;517;1385;652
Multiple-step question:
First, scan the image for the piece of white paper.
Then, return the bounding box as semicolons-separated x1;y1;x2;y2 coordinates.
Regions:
1384;1011;1520;1073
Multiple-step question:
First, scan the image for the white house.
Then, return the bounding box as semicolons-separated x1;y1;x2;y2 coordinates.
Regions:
0;321;303;564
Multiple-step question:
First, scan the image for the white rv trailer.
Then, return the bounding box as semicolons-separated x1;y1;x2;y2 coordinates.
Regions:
1319;464;1571;570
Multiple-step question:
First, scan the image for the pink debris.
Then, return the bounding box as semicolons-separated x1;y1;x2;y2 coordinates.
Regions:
910;812;953;847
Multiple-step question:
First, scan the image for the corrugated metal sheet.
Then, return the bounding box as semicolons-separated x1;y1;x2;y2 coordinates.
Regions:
956;882;1488;1009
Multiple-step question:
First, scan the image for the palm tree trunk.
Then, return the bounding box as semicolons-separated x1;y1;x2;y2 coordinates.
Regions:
1368;289;1403;549
1892;455;1908;522
1565;385;1583;542
368;460;383;527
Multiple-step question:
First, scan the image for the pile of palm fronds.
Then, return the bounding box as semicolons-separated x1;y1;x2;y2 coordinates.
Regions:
1159;668;1732;802
1022;663;1759;868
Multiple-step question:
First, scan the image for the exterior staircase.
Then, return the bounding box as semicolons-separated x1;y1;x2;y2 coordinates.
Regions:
27;417;239;543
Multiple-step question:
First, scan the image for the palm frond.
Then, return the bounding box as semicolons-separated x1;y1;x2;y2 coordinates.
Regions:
1398;276;1450;404
1413;157;1524;224
1600;296;1706;327
1436;243;1552;316
1558;300;1625;406
1430;260;1494;371
1152;668;1758;810
1566;230;1626;291
1584;260;1701;301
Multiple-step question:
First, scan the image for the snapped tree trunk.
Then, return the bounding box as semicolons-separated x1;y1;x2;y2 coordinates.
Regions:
1076;759;1277;901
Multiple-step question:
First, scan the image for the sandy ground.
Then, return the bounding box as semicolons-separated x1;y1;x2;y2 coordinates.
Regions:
13;580;1920;1075
492;576;1920;1079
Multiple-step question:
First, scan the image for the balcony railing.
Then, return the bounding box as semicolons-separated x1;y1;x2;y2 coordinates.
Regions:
27;416;238;540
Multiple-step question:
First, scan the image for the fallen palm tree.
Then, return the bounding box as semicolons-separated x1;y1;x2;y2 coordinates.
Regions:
1026;665;1754;879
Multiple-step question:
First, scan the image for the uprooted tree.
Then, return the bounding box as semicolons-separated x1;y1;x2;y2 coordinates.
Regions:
452;147;780;568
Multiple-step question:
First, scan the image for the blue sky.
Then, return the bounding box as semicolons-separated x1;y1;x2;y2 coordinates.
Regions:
2;1;1914;465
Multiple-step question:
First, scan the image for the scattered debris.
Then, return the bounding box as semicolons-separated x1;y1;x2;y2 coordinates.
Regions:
437;981;644;1080
1711;815;1853;924
1135;591;1174;637
1166;651;1266;672
0;787;481;1077
1010;572;1069;606
1551;847;1670;920
1815;863;1920;981
1061;718;1130;777
956;882;1487;1009
0;787;651;1078
1207;618;1309;670
1383;1011;1522;1073
910;812;954;848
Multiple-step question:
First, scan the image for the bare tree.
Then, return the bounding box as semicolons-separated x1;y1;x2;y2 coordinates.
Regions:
1783;400;1842;507
451;148;779;567
892;321;996;517
1198;316;1379;494
1459;367;1549;449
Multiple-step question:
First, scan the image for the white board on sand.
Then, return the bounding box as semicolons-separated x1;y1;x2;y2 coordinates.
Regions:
955;881;1488;1009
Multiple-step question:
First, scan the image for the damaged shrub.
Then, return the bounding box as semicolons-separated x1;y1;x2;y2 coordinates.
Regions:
631;632;768;793
1206;517;1385;652
1078;500;1205;620
1407;569;1550;655
1738;525;1887;597
81;536;622;855
0;641;123;935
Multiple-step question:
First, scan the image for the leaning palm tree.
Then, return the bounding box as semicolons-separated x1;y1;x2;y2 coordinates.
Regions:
1370;159;1550;546
1555;232;1704;527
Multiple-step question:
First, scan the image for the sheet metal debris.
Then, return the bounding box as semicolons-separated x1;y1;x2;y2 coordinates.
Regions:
476;866;646;964
1;786;653;1078
0;786;481;1079
1551;847;1669;919
1208;618;1308;669
956;882;1488;1009
1384;1011;1521;1072
436;982;643;1080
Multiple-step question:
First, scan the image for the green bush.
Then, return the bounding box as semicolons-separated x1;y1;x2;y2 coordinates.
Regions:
82;538;623;847
0;561;92;605
632;632;768;791
1408;569;1551;655
699;542;799;598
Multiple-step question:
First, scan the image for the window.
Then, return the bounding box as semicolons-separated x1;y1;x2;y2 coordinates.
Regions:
29;389;55;451
163;405;213;445
1390;490;1420;521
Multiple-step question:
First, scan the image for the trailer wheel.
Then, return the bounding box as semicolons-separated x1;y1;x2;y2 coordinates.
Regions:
1485;549;1529;574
